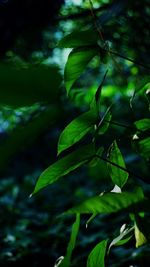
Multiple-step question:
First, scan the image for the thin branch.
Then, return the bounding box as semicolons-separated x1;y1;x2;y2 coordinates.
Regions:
104;119;150;136
95;154;144;181
104;48;150;71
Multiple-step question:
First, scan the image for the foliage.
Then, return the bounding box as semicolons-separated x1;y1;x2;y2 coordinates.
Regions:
0;0;150;266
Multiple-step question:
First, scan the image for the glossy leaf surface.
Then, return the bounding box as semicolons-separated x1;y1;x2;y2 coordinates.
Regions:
32;144;95;195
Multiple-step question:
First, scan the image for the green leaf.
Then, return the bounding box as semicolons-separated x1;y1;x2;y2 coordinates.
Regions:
60;214;80;267
107;140;128;188
65;46;99;94
66;187;144;214
32;144;95;195
58;109;98;155
58;30;98;48
87;240;108;267
139;137;150;158
134;118;150;131
97;110;112;135
0;64;61;107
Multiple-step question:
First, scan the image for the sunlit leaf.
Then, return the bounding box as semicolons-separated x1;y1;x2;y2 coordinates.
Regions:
87;240;108;267
58;30;98;48
32;144;95;195
58;109;98;155
60;214;80;267
107;140;128;188
0;64;61;107
66;187;144;214
64;46;99;94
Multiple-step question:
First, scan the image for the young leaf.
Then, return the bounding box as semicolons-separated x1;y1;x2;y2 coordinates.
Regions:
108;226;134;252
58;109;98;155
135;223;147;248
60;214;80;267
107;140;128;188
87;240;108;267
134;118;150;131
65;46;99;94
32;144;95;195
0;64;61;107
58;30;98;48
66;187;144;214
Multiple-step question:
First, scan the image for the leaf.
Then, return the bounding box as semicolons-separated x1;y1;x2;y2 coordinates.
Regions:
58;109;98;155
32;144;95;195
64;46;99;94
139;137;150;158
135;223;147;248
107;140;128;188
66;187;144;214
87;240;108;267
0;64;62;107
134;118;150;131
97;110;112;135
58;30;98;48
60;214;80;267
108;226;134;252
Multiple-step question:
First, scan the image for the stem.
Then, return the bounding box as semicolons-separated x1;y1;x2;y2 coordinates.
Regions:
94;154;143;181
89;0;104;42
104;49;150;71
104;119;150;136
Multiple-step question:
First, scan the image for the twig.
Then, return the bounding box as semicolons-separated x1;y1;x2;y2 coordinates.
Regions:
95;154;144;181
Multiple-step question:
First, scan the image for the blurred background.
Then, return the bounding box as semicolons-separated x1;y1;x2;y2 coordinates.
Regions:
0;0;150;266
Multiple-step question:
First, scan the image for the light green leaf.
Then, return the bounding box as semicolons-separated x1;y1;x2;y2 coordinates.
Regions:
32;144;95;195
135;223;147;248
58;109;98;155
66;187;144;214
134;118;150;131
107;140;128;188
65;46;99;94
87;240;108;267
58;30;98;48
0;64;61;107
60;214;80;267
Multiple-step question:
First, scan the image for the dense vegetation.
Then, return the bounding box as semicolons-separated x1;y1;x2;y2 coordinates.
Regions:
0;0;150;266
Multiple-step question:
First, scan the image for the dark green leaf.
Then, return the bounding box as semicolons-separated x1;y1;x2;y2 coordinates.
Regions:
139;137;150;158
87;240;108;267
107;140;128;188
134;118;150;131
58;30;98;48
60;214;80;267
0;64;61;107
58;109;98;155
32;144;95;195
98;111;112;135
66;187;144;214
64;46;99;94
